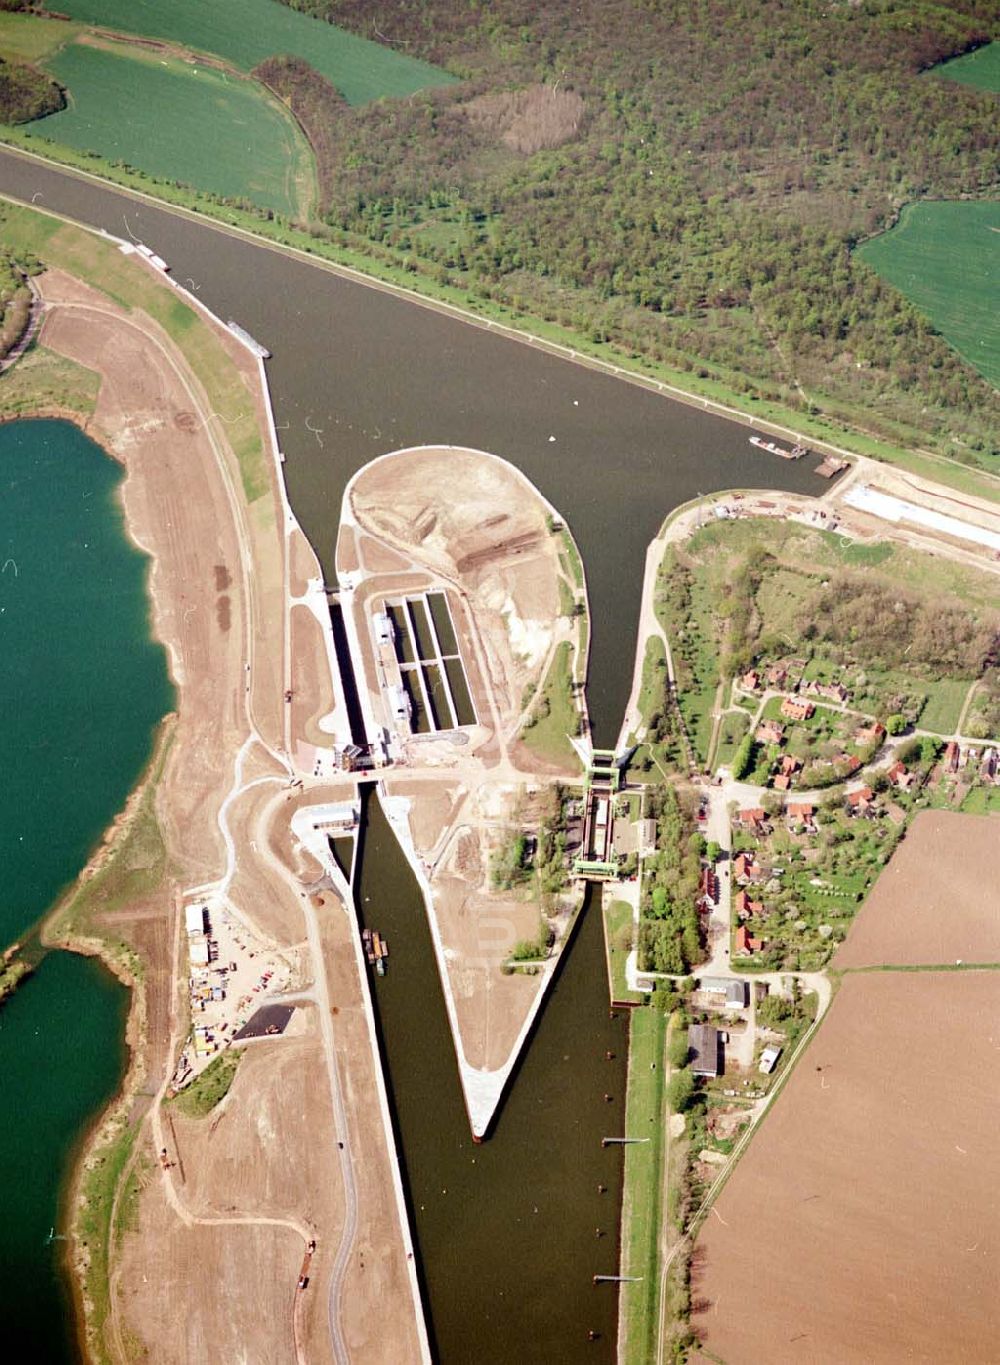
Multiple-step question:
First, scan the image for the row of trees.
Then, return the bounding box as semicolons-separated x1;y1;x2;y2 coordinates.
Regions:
637;784;702;975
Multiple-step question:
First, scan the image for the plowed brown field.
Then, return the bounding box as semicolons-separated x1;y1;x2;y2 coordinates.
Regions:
692;969;1000;1364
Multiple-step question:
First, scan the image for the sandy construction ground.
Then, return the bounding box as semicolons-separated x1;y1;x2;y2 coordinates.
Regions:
35;260;421;1363
692;970;1000;1364
343;447;587;1112
835;810;1000;967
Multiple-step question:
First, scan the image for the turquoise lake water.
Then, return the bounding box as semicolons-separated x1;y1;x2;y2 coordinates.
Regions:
0;418;171;1357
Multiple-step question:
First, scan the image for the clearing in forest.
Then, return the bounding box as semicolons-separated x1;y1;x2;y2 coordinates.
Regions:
36;39;314;218
857;200;1000;389
53;0;455;105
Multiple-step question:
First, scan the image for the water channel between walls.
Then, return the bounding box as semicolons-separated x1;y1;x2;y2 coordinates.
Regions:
0;152;834;1362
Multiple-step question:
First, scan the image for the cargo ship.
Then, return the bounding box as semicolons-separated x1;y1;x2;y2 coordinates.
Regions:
749;434;808;460
362;928;389;975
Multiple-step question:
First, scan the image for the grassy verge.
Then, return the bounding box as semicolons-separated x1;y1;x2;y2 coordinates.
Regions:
0;198;269;502
637;635;668;729
2;137;996;504
171;1051;241;1119
48;718;173;942
620;1008;667;1365
715;709;750;770
520;640;581;769
75;1120;138;1357
0;342;100;419
604;898;643;1005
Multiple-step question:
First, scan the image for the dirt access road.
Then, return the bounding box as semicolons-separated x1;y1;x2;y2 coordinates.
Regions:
33;252;421;1365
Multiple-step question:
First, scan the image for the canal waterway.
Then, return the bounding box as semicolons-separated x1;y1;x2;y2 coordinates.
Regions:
355;791;629;1363
0;154;832;1361
0;148;826;742
0;418;171;1357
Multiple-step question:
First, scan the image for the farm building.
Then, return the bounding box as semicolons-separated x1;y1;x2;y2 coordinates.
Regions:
759;1045;782;1074
689;1024;722;1078
701;978;748;1008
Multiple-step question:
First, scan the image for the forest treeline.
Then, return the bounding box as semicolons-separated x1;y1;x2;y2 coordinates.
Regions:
0;53;63;124
275;0;998;462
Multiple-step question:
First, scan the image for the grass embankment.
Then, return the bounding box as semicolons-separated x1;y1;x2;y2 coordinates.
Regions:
39;39;314;219
0;199;270;502
603;898;643;1005
520;640;581;769
619;1008;667;1364
171;1051;241;1119
46;719;173;1365
858;201;1000;390
0;343;99;418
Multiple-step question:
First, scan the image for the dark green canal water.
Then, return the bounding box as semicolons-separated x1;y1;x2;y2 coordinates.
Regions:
0;418;171;1357
0;155;833;1361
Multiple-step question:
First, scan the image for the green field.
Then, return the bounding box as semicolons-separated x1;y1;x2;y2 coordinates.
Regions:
935;42;1000;92
54;0;454;105
35;41;312;218
858;201;1000;389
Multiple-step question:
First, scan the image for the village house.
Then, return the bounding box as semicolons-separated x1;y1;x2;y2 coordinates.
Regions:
772;754;801;791
739;668;761;693
980;749;998;784
785;801;816;829
846;785;875;815
734;925;764;955
765;663;789;689
886;760;917;792
854;720;886;747
835;753;862;776
736;807;769;834
756;718;785;745
780;696;815;722
732;851;755;882
700;866;720;904
804;679;850;705
943;740;960;773
734;889;764;919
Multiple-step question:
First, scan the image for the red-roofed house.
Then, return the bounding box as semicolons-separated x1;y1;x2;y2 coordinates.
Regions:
835;753;862;776
887;761;917;792
733;852;755;883
943;740;960;773
734;925;764;955
734;890;764;919
736;807;768;832
740;669;761;693
804;680;850;705
786;802;815;826
756;719;785;746
781;697;815;722
854;720;886;747
846;785;874;813
765;663;789;688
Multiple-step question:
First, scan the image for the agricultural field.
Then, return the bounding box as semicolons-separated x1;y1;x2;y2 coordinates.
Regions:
857;200;1000;389
835;810;1000;968
53;0;454;106
692;968;1000;1364
935;41;1000;92
36;40;314;218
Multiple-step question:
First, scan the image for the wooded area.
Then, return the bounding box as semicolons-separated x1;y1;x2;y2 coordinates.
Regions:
0;52;63;123
276;0;998;463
